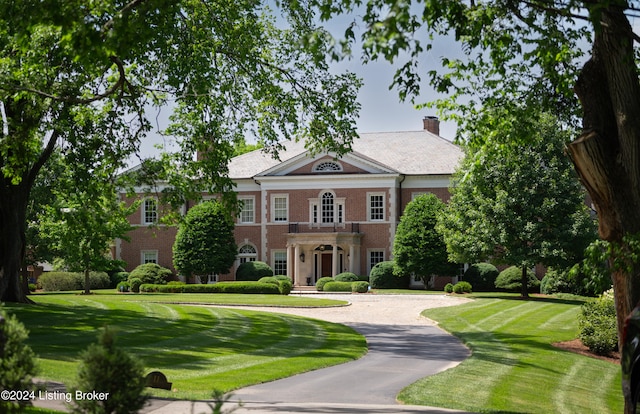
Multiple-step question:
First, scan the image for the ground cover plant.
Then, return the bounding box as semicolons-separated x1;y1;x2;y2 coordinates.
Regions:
398;293;623;413
4;293;365;401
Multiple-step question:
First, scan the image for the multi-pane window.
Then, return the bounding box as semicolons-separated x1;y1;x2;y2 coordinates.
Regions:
368;250;385;274
239;197;254;223
238;244;257;264
369;194;385;221
141;250;158;264
273;251;287;275
273;196;288;222
321;192;334;223
142;199;158;225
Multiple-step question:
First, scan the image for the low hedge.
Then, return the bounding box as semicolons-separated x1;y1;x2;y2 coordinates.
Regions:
39;271;110;291
140;281;281;294
351;281;369;293
335;272;358;282
323;281;354;292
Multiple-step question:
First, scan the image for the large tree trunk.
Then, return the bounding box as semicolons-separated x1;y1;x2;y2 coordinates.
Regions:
0;184;32;303
520;264;529;299
568;8;640;414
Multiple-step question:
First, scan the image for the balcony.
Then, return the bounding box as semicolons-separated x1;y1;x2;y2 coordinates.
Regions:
288;222;360;234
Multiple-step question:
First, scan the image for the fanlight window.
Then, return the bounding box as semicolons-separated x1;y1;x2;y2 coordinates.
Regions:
314;161;342;172
238;244;257;264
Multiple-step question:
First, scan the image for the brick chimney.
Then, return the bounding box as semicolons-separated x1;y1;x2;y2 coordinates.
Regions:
423;116;440;135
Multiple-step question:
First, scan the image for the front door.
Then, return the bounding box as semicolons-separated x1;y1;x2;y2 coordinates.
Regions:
321;253;333;277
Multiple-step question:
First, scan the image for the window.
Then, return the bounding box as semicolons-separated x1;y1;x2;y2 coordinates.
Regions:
313;161;342;172
238;244;257;264
141;250;158;264
272;195;288;222
273;250;287;275
239;197;254;224
321;192;334;223
368;193;385;221
142;198;158;225
368;250;385;274
310;190;344;225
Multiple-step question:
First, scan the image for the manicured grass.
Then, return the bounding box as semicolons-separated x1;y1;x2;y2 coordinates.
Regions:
397;293;624;413
5;293;366;400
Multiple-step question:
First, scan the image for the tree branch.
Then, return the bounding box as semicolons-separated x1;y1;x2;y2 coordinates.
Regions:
9;56;127;105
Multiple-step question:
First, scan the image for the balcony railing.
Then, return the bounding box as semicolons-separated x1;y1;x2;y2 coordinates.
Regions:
288;222;360;234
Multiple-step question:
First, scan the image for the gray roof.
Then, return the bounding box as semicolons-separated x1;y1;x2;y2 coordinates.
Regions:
228;129;463;178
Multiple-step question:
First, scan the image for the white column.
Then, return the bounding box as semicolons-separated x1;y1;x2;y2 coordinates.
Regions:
293;244;300;285
349;245;355;273
332;244;338;276
286;245;293;279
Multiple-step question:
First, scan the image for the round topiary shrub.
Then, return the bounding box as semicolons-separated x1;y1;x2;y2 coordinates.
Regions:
453;281;473;294
128;263;172;285
335;272;358;282
369;261;409;289
277;278;293;295
463;263;499;292
495;266;540;292
116;281;130;292
236;261;274;281
444;283;454;293
316;277;333;291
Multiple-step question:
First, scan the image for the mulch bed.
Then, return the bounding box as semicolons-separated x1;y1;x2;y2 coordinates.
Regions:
552;338;620;365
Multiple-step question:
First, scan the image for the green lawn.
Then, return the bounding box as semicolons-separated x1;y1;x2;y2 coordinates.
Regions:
398;293;624;413
5;292;365;400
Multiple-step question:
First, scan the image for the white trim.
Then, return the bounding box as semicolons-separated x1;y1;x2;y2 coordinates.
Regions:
367;192;386;222
237;195;255;224
256;174;399;190
141;198;158;225
271;194;289;223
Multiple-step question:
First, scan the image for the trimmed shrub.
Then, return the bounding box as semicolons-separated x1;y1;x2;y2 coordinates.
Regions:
323;281;353;292
258;276;279;285
70;327;148;414
444;283;454;293
495;266;540;292
139;281;281;294
39;271;110;291
128;263;172;285
316;277;334;291
28;283;36;292
369;261;409;289
453;281;473;294
463;263;499;292
236;261;273;281
274;275;292;282
110;271;129;288
129;278;143;293
0;306;38;414
578;290;617;355
116;281;130;292
335;272;358;282
277;278;293;295
351;281;369;293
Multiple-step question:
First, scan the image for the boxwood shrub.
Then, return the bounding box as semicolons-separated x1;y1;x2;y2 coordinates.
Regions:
578;290;618;355
128;263;172;285
351;281;369;293
316;277;333;291
335;272;358;282
463;263;499;292
139;281;281;294
444;283;454;293
39;271;111;291
495;266;540;292
453;281;473;294
369;261;409;289
236;261;274;281
129;277;143;293
323;281;353;292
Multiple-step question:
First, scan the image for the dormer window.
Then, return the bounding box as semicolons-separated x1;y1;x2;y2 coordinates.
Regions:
313;161;342;172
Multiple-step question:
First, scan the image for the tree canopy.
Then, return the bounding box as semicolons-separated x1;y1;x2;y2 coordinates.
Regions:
173;201;237;279
438;111;597;297
393;193;457;288
0;0;361;302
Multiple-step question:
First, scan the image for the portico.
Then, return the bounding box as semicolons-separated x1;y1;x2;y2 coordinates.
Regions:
286;231;363;286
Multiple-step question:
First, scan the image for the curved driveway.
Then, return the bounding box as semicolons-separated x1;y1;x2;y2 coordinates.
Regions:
141;293;475;414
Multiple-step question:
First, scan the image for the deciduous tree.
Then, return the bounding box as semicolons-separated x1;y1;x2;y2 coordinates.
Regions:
393;194;457;288
437;112;596;298
173;201;237;281
0;0;360;302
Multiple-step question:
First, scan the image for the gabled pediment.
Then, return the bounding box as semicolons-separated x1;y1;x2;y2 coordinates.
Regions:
255;151;397;177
